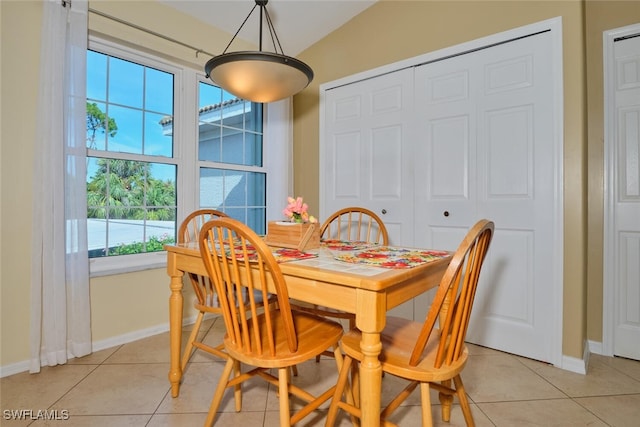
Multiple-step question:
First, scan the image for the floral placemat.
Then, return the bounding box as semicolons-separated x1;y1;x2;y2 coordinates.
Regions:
321;239;376;251
333;246;450;269
271;247;318;263
222;242;318;263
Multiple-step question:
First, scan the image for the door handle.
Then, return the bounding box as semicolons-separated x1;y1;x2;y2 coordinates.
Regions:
381;209;387;215
443;211;449;217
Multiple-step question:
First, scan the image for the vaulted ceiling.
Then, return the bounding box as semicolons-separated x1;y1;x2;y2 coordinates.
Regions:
160;0;377;55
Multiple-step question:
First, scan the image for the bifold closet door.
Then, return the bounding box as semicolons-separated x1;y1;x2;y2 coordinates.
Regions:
413;30;558;363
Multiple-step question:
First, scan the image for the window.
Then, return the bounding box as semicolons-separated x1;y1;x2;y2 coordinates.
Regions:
86;39;274;276
197;81;266;234
86;48;178;259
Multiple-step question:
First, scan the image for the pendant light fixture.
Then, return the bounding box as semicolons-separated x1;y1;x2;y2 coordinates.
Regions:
204;0;314;103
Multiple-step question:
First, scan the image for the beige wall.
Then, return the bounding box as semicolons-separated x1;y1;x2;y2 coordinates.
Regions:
293;0;639;359
2;0;44;368
2;0;639;370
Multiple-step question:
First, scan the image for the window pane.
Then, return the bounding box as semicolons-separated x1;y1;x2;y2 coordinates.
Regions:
198;122;221;162
246;172;266;205
86;50;177;258
86;101;109;150
221;99;246;127
109;57;144;108
87;51;174;158
247;208;266;235
87;50;107;102
199;167;226;208
199;81;222;109
107;105;143;154
199;168;266;229
221;126;244;164
87;157;176;257
145;67;173;113
197;79;265;234
247;102;263;133
245;132;263;167
198;81;263;167
145;111;172;156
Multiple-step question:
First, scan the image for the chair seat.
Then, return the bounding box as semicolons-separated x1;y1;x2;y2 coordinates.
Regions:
341;316;468;382
225;311;344;368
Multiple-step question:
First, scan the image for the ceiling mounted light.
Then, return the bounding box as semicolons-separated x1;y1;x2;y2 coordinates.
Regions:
204;0;314;103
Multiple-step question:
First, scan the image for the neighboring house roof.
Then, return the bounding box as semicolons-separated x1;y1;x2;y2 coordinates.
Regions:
159;97;244;126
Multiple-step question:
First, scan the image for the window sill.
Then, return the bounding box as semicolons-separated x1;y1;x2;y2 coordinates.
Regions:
89;251;167;277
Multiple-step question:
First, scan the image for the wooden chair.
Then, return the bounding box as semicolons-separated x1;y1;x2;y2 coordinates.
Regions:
326;219;494;427
320;206;389;245
179;209;230;369
291;207;389;334
199;217;346;427
179;209;279;370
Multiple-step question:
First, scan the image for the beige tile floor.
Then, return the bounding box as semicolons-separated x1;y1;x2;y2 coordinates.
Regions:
2;317;640;426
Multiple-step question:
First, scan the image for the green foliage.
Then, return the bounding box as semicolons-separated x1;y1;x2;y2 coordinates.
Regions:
109;234;176;256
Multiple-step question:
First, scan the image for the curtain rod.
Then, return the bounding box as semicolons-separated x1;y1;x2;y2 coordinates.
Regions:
88;7;216;58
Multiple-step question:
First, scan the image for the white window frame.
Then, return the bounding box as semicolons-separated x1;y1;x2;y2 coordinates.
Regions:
88;37;290;277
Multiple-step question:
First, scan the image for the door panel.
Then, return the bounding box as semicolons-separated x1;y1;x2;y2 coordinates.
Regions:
332;132;361;198
323;68;416;319
613;35;640;360
414;31;557;363
323;68;415;249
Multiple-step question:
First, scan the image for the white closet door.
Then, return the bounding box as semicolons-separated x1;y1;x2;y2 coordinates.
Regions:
322;68;416;319
613;34;640;360
322;68;416;247
414;31;558;363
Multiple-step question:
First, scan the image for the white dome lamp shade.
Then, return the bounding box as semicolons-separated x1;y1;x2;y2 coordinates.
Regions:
204;0;314;103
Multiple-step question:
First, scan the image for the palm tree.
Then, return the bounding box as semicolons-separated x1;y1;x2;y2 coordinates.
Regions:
86;102;117;150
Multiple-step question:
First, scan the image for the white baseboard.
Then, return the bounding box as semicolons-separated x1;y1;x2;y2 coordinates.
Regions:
91;323;171;353
0;360;31;378
0;315;202;379
588;340;604;355
559;340;591;375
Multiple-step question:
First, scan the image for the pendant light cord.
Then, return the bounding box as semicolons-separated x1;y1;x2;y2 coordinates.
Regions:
221;2;285;56
221;3;259;54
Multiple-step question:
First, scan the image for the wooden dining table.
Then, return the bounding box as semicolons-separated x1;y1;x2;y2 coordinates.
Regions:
164;241;451;427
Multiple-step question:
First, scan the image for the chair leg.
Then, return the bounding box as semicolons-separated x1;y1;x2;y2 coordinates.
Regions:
453;375;475;427
278;367;291;427
439;379;453;422
326;355;354;426
419;382;434;427
181;311;204;371
233;360;242;412
204;357;235;427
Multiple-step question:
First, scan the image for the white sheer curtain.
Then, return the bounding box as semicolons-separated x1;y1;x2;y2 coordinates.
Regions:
30;0;91;373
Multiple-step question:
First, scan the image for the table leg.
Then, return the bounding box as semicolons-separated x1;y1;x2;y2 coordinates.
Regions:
355;289;385;427
359;331;382;427
168;272;184;397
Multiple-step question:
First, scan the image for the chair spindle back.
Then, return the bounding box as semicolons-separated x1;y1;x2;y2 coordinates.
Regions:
320;207;389;245
178;209;228;308
199;218;297;357
410;219;494;369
